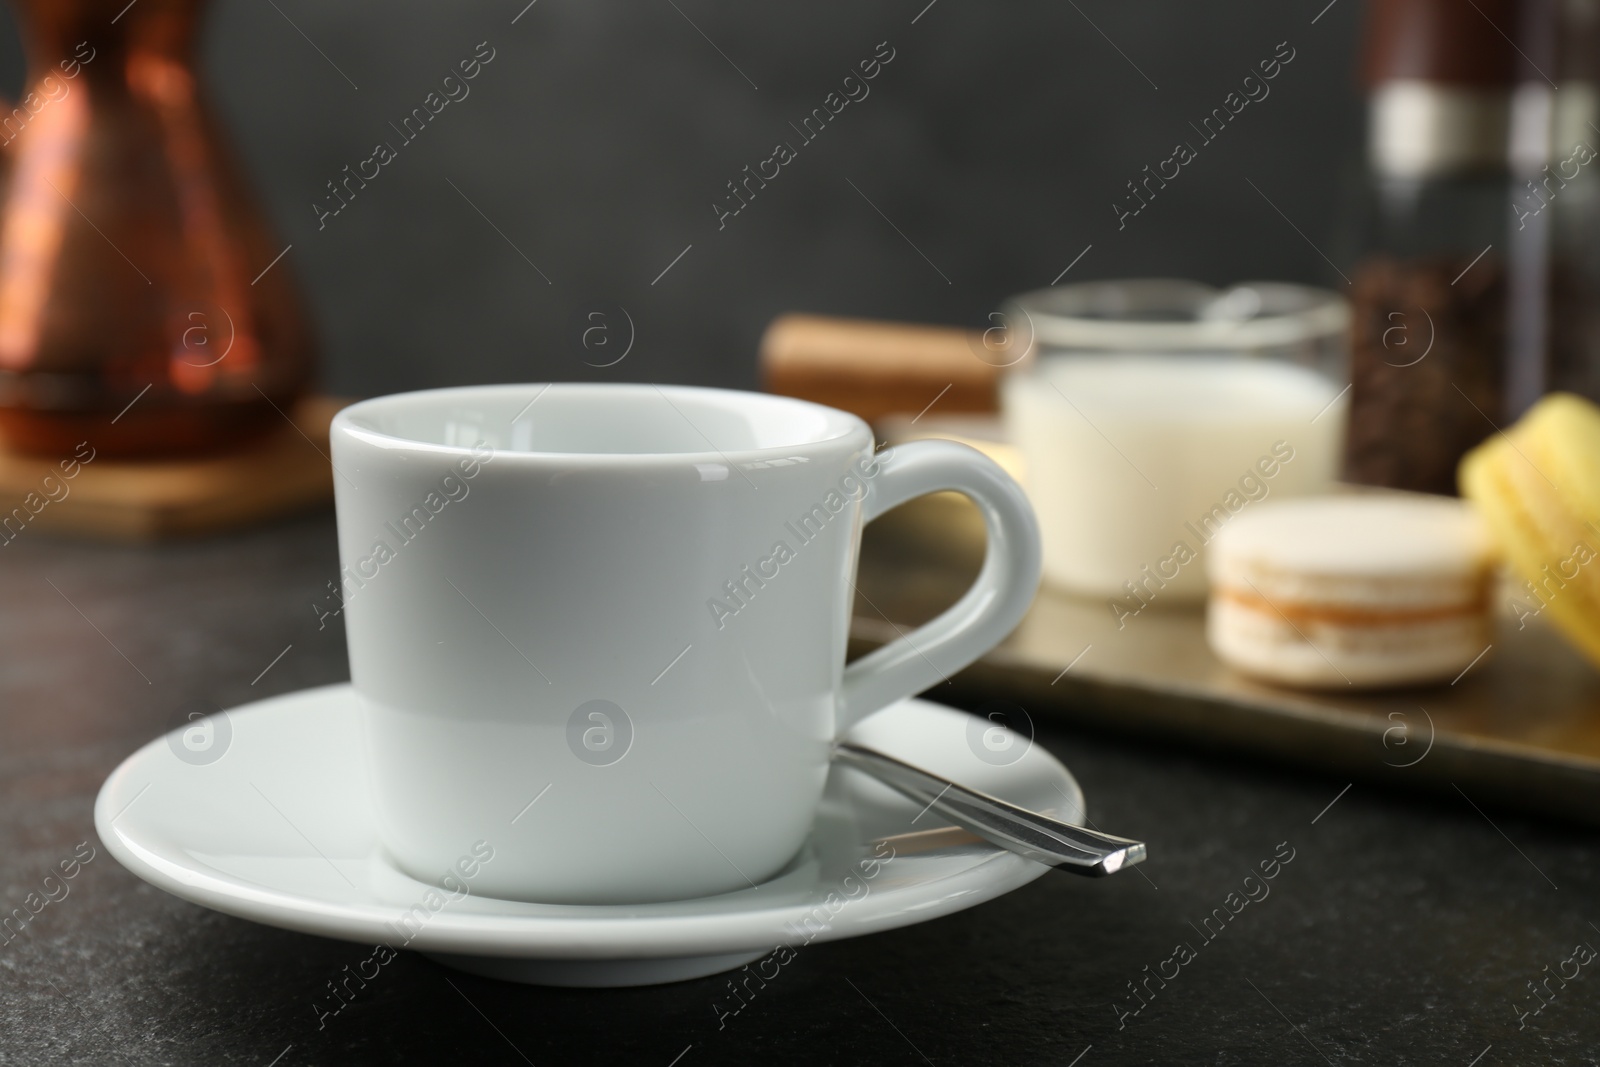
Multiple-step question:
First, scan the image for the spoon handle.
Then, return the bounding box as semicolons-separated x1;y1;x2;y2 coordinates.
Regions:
833;742;1148;877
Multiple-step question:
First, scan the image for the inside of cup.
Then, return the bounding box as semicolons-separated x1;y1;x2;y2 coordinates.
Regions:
340;383;861;456
1004;279;1350;352
1015;279;1334;325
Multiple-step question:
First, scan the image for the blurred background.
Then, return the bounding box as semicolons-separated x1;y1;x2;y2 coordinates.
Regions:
0;0;1366;396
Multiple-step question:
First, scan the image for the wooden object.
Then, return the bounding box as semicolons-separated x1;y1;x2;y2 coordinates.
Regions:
0;395;341;542
854;496;1600;828
760;313;1000;423
1361;0;1516;87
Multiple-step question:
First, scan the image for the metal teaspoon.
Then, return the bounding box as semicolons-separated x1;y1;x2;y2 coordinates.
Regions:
833;742;1148;877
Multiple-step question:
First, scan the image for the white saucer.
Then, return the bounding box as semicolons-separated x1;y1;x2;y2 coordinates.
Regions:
95;684;1084;987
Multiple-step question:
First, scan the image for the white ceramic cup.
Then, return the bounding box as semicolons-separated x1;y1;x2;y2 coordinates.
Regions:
330;383;1040;904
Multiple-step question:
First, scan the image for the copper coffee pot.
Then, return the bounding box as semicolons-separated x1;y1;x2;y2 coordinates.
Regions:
0;0;314;456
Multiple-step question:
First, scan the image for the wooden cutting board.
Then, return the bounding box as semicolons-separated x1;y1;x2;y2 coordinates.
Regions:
0;396;343;542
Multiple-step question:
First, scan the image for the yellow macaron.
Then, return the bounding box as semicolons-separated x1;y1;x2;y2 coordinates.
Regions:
1459;392;1600;667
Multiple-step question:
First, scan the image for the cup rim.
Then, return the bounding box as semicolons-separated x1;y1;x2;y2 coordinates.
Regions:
331;382;873;464
1003;279;1350;351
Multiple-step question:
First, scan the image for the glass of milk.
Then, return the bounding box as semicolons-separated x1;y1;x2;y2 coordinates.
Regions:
998;280;1349;609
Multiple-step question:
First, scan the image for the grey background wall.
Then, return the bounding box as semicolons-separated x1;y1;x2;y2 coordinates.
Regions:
0;1;1365;396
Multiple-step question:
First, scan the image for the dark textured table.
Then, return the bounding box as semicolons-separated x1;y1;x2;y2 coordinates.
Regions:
1;510;1597;1065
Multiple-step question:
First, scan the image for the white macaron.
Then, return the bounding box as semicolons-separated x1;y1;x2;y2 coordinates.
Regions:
1205;496;1495;689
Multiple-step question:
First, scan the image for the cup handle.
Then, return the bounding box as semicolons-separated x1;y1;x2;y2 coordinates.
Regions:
839;439;1042;733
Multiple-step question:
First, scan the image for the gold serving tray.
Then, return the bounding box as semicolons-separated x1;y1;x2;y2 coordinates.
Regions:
852;498;1600;827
